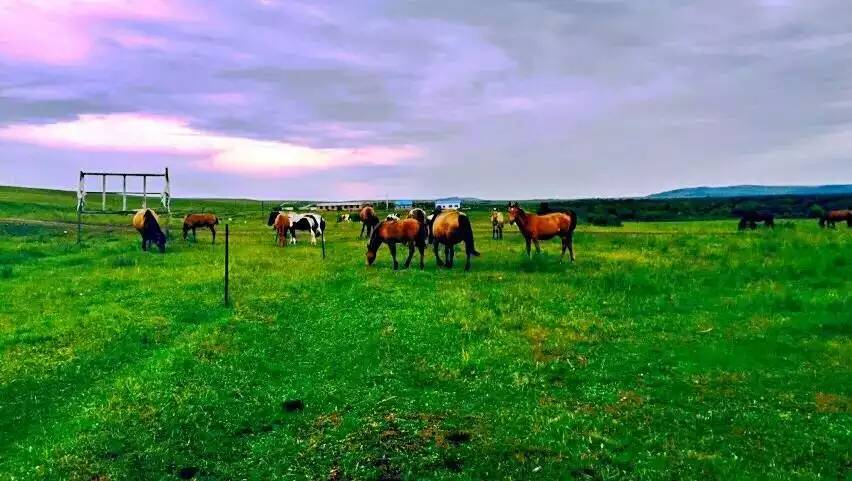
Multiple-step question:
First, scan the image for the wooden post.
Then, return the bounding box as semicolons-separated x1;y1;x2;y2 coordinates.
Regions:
122;175;127;211
101;174;106;211
142;176;147;208
224;224;230;306
164;167;170;213
77;171;84;245
77;208;82;245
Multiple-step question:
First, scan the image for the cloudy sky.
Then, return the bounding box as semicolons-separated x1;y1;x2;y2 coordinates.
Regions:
1;0;850;200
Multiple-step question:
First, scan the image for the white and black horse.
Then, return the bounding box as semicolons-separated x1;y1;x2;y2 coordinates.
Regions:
288;213;326;245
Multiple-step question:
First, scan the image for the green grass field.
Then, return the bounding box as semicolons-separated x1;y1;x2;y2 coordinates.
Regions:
0;187;849;480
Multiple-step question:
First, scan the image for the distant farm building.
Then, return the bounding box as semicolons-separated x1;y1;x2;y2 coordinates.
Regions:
435;197;462;210
316;201;366;211
395;199;413;209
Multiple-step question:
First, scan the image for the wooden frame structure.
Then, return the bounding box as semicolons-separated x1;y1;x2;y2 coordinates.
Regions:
76;168;171;243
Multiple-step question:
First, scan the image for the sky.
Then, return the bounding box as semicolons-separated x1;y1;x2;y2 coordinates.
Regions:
0;0;851;200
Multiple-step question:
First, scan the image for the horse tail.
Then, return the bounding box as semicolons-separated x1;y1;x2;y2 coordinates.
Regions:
566;209;578;232
459;214;480;256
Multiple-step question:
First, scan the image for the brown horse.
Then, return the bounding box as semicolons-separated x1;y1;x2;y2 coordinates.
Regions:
366;218;427;270
132;208;166;253
273;213;292;246
507;202;576;261
491;209;504;240
820;209;852;228
182;213;219;243
430;210;480;271
359;205;379;239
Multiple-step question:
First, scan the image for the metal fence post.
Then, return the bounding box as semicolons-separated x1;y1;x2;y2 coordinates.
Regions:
224;224;230;306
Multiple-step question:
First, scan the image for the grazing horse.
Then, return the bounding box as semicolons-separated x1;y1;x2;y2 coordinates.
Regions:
820;209;852;228
507;202;577;262
430;210;480;271
182;213;219;244
288;213;325;245
337;212;351;223
359;206;380;239
491;209;504;240
735;210;774;230
132;208;166;253
366;219;427;270
272;213;291;246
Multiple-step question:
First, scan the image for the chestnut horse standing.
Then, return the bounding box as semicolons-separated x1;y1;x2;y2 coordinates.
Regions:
491;209;504;240
366;219;428;270
359;205;380;239
132;208;167;253
507;202;577;262
820;209;852;228
430;210;480;271
182;213;219;243
272;213;292;246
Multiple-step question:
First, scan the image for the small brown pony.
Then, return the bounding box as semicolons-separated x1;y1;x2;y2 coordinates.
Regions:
430;210;480;271
507;202;577;261
366;218;427;270
182;213;219;243
273;213;292;246
491;209;504;240
359;205;380;239
819;209;851;228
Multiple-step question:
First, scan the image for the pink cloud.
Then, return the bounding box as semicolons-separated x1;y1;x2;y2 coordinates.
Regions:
0;113;423;176
0;0;187;64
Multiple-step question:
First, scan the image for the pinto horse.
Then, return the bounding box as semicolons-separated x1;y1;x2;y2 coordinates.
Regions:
366;218;427;270
359;206;380;239
820;209;852;228
735;210;774;230
272;213;291;246
491;209;504;240
288;213;325;245
132;208;167;253
430;210;480;271
507;202;576;262
182;213;219;244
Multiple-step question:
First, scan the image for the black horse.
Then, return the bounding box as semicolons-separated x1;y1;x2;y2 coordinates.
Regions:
734;210;775;230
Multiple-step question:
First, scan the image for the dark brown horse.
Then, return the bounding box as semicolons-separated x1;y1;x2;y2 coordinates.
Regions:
366;219;427;270
182;213;219;243
820;209;852;228
132;208;166;253
507;202;576;262
359;205;379;239
735;210;774;230
430;210;480;271
272;213;291;247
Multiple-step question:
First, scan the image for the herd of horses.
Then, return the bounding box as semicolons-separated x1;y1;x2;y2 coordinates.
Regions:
735;209;851;230
131;204;850;269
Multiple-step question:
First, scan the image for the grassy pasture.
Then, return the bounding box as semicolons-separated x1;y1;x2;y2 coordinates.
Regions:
0;187;849;480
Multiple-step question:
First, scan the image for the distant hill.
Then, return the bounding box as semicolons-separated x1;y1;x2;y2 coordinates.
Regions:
648;185;852;199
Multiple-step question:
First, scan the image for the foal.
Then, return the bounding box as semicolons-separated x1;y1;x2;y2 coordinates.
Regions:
182;213;219;244
359;205;380;239
430;210;480;271
273;213;291;247
507;202;576;262
132;208;167;253
366;219;427;270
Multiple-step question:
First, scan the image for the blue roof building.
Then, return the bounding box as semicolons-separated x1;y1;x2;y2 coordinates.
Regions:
395;199;413;209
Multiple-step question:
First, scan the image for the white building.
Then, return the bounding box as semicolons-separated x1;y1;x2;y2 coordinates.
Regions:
435;197;462;210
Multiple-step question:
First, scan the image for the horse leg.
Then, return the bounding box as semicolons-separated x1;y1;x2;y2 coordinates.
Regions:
434;241;444;267
388;242;399;270
446;245;454;269
403;241;415;269
534;239;541;254
525;238;531;258
141;237;147;251
310;230;317;246
192;227;197;242
210;225;216;244
464;244;472;271
417;240;425;270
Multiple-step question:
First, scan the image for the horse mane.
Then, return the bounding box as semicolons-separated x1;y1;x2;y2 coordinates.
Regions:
366;221;384;252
